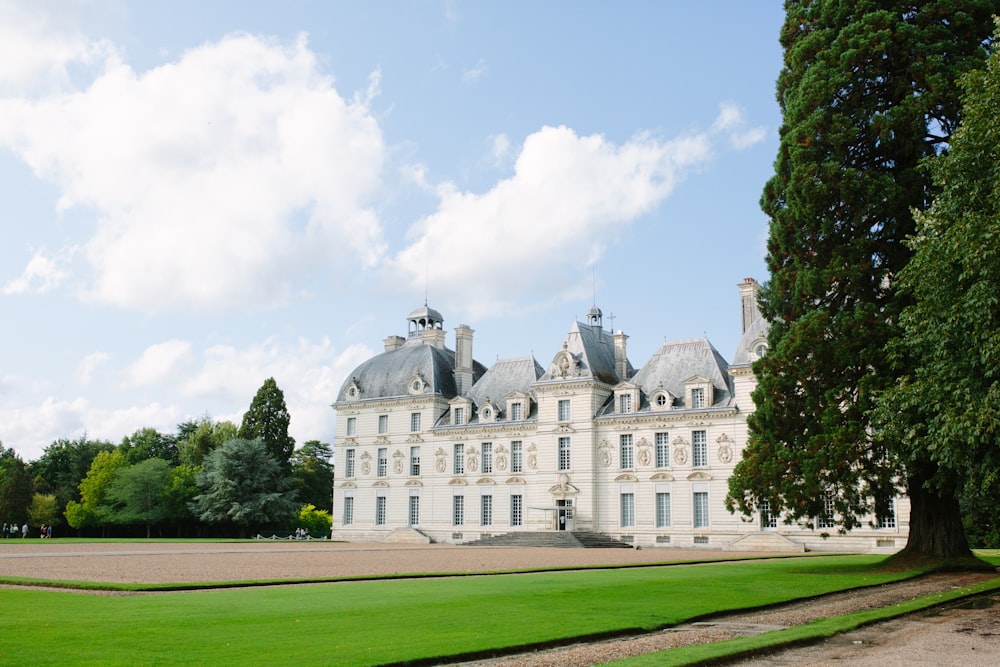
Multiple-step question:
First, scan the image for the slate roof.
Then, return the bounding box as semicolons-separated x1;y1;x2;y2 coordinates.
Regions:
467;356;543;411
539;321;631;384
629;337;733;407
336;339;486;402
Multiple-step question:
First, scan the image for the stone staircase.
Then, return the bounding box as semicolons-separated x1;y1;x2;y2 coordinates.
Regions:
462;531;634;549
727;532;806;553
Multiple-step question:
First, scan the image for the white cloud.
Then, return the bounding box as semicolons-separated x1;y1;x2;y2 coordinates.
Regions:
489;133;512;166
389;122;715;319
462;58;488;82
711;102;767;151
76;352;110;386
125;340;193;387
0;28;387;313
3;246;74;294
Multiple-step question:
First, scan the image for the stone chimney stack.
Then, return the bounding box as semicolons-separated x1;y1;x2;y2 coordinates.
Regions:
454;324;474;395
383;335;405;352
613;330;629;381
739;278;762;334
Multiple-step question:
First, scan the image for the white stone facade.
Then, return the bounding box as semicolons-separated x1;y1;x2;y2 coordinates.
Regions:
331;282;909;552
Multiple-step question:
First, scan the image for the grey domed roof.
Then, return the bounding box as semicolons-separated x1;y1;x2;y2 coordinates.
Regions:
336;339;487;403
629;337;732;406
732;314;770;367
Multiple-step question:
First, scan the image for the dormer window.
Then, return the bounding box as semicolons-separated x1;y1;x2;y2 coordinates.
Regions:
510;401;523;421
691;388;706;409
454;407;465;425
619;394;632;414
344;379;362;401
614;382;640;416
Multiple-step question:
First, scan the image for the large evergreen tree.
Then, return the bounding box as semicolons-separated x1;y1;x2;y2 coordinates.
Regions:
239;378;295;466
727;1;998;559
875;24;1000;554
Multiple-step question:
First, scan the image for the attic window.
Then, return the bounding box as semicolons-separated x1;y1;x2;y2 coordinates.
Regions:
510;402;523;421
691;388;706;409
454;407;465;425
619;394;632;414
656;394;668;407
753;341;768;360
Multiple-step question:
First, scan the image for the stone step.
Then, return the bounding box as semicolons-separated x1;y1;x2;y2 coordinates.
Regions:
462;531;633;549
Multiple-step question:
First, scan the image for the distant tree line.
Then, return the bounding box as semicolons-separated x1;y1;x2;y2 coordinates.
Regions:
0;377;333;538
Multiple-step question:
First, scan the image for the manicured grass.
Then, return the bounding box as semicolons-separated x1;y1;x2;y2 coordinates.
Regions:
0;555;922;666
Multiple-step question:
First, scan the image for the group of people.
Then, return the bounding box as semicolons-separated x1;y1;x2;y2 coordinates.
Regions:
38;524;53;538
1;522;28;538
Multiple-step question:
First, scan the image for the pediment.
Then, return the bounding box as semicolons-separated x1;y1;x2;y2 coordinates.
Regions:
448;478;468;486
404;480;423;487
686;471;713;481
476;478;496;485
614;473;638;482
548;482;580;496
371;480;390;488
649;472;675;481
505;476;526;485
338;481;357;489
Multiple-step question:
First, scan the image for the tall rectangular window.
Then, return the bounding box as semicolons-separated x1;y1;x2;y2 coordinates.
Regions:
511;494;523;527
375;496;386;526
817;494;836;529
557;399;571;421
453;495;465;526
692;430;708;467
620;493;635;527
511;402;523;421
691;387;706;409
558;437;571;471
620;434;634;469
655;433;670;468
693;491;709;528
410;412;421;432
343;496;354;525
346;417;356;436
481;495;493;526
482;442;493;474
410;446;420;476
377;447;388;477
760;500;777;529
408;496;419;527
378;414;388;434
510;441;523;473
454;407;465;425
655;492;671;528
454;444;465;474
619;394;632;414
878;498;897;529
345;448;356;478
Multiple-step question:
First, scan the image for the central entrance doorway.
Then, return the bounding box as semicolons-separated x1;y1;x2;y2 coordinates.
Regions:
556;499;574;531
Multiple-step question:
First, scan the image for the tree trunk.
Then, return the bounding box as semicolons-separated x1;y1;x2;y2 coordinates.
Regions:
898;471;971;559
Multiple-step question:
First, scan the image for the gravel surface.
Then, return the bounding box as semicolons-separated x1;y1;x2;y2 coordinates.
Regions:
0;541;995;665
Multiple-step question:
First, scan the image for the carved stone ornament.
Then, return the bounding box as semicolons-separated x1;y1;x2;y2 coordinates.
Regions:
674;446;688;466
467;455;478;473
495;454;508;471
600;451;613;467
717;444;733;464
435;458;446;473
598;439;614;468
435;447;447;473
528;454;538;471
361;461;371;475
393;459;403;474
638;449;651;467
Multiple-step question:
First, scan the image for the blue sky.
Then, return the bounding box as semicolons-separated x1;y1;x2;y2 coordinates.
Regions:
0;1;784;462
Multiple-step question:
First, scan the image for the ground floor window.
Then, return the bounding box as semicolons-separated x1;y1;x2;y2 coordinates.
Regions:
343;497;354;525
693;491;709;528
620;492;635;528
878;498;897;529
375;496;386;526
481;495;493;526
511;494;523;527
816;494;836;529
760;500;777;529
408;496;419;527
655;492;671;528
453;496;464;526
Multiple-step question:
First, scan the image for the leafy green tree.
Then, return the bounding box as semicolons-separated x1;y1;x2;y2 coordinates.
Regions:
178;418;238;467
296;504;332;537
290;440;334;512
30;437;115;521
64;450;128;535
27;494;60;530
162;463;200;535
875;25;1000;555
119;427;178;465
0;445;34;526
190;438;299;538
108;458;172;537
239;378;295;466
727;1;998;559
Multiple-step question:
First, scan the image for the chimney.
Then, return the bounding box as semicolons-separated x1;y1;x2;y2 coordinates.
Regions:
454;324;474;395
613;330;629;381
383;335;405;352
739;278;762;334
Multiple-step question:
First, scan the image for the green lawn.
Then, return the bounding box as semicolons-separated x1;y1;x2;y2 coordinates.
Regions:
0;555;939;666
